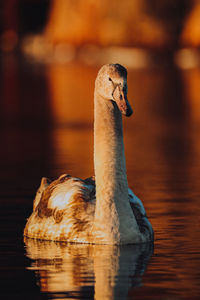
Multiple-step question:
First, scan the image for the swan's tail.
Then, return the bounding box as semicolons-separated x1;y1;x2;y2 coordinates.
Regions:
33;177;51;211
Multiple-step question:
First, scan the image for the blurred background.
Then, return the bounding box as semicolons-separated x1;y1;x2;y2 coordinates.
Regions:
1;1;200;299
1;0;200;62
1;0;200;178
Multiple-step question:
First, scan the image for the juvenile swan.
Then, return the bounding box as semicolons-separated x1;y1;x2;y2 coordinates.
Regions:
24;64;153;244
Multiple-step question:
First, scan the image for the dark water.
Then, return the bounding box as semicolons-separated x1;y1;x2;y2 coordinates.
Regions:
1;54;200;299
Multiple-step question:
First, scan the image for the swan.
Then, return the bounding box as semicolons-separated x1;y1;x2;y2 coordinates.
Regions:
24;63;153;244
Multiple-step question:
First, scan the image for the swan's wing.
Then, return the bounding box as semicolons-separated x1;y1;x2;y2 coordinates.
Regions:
128;188;146;216
24;174;96;241
84;175;96;199
34;174;96;222
33;177;51;211
128;188;154;240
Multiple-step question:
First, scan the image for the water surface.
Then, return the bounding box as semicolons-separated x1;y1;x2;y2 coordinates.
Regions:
0;55;200;299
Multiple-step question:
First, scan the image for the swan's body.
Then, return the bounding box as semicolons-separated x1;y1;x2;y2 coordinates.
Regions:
24;64;153;244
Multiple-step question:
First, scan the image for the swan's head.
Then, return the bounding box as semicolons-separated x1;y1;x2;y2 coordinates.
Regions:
95;63;133;117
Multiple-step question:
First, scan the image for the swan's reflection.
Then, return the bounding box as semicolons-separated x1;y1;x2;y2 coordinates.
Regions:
24;238;153;299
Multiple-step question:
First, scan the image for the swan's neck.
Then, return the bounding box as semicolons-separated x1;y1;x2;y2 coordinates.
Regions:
93;91;137;243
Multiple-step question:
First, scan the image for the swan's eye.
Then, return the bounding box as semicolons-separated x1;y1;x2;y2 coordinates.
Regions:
108;77;112;81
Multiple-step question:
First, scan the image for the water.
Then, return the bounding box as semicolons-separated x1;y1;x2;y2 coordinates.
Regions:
0;54;200;299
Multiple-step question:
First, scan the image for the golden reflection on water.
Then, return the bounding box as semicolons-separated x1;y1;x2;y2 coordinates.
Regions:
24;238;153;299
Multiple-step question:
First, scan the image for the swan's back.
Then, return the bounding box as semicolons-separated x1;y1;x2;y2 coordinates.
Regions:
24;174;153;243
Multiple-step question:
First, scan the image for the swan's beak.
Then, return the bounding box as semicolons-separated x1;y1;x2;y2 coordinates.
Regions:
113;85;133;117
